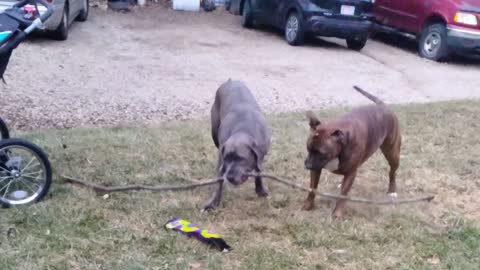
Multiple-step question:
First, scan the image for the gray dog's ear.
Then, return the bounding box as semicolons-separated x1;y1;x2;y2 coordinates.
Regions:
248;140;263;172
331;129;348;146
218;145;226;173
306;111;321;130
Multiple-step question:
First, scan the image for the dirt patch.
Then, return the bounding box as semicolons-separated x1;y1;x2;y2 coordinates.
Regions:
0;5;479;131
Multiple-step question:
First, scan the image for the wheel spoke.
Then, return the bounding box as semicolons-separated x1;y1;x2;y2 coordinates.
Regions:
22;175;44;182
0;166;10;174
0;176;12;185
0;179;13;197
21;157;40;173
20;177;41;192
21;170;43;177
0;175;12;180
19;178;37;194
20;157;42;173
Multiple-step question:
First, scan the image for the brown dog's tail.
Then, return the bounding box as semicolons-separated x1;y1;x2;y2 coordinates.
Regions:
353;86;384;105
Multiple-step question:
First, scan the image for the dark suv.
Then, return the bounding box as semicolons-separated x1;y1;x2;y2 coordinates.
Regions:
226;0;374;50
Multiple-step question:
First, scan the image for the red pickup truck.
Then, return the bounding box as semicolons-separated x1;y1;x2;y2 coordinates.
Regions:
373;0;480;61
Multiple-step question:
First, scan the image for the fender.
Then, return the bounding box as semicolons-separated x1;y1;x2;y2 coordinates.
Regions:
227;0;241;15
279;0;306;29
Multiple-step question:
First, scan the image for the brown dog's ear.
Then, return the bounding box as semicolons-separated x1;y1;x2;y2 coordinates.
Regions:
306;111;321;131
331;130;348;146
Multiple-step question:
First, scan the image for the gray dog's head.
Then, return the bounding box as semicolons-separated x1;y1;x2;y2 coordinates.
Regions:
219;134;262;186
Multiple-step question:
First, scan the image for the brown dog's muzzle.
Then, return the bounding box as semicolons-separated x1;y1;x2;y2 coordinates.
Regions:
304;154;327;171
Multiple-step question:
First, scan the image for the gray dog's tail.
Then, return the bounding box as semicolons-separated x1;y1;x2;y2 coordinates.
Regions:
353;86;384;105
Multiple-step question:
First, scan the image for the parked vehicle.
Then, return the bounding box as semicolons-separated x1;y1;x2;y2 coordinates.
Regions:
0;0;89;40
0;0;53;207
373;0;480;61
226;0;374;50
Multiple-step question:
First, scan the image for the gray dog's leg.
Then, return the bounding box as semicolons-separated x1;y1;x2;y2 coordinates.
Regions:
203;182;224;211
203;156;225;211
255;174;269;197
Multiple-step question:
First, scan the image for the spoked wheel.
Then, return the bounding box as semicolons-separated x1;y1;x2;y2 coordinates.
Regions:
0;118;9;140
285;11;305;46
418;23;449;61
0;139;52;208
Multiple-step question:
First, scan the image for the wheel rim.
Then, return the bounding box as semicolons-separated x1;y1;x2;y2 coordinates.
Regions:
242;2;249;24
423;32;441;57
0;145;48;205
286;15;299;42
63;9;67;28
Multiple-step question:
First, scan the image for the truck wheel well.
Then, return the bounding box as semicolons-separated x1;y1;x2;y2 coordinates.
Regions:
423;15;446;28
285;8;299;22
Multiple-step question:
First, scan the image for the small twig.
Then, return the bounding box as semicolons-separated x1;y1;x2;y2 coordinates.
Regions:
250;173;435;205
61;175;223;194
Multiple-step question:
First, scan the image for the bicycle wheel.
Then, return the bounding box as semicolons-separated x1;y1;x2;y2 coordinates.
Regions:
0;118;9;140
0;138;52;207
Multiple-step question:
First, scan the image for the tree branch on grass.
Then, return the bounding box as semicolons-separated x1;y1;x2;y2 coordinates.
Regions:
250;173;435;205
61;175;224;195
62;173;435;205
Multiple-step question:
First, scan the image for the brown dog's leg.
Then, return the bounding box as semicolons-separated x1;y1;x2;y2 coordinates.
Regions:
381;139;401;196
332;171;357;219
302;170;321;211
255;175;269;197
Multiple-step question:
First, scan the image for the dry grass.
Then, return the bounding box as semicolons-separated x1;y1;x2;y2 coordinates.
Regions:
1;100;479;270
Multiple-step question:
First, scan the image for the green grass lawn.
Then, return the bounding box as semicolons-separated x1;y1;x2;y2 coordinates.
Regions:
1;100;480;270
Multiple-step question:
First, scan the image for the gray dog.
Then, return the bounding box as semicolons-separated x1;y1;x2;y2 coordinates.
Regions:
203;79;271;211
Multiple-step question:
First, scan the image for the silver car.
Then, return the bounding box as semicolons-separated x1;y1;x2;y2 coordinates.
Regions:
0;0;88;40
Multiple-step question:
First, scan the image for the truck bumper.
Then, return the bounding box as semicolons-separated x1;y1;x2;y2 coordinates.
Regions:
306;15;373;40
447;26;480;55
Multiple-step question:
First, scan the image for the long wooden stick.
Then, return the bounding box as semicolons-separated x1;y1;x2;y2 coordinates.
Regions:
62;175;223;194
251;173;435;205
62;174;434;205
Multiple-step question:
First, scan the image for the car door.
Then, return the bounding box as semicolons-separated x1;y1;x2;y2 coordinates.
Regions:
256;0;281;26
395;0;422;33
373;0;405;29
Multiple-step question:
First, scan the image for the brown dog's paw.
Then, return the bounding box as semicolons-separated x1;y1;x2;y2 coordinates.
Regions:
332;209;345;220
302;199;315;211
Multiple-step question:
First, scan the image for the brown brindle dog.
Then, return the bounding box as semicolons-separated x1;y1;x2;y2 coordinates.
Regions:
303;86;401;219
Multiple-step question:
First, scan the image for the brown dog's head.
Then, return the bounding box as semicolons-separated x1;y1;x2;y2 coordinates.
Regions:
219;134;262;185
304;111;348;171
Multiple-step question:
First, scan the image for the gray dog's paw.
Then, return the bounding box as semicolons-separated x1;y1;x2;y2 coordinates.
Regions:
256;189;269;198
201;204;218;213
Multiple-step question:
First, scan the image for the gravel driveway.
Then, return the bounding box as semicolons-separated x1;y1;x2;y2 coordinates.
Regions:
0;5;479;131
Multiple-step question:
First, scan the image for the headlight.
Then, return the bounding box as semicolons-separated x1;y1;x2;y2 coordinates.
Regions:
454;12;478;26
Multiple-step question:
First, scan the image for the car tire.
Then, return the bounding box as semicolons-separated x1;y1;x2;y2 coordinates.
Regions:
76;0;89;22
346;37;367;51
52;5;69;41
0;118;9;140
241;0;254;28
285;11;305;46
418;23;449;61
